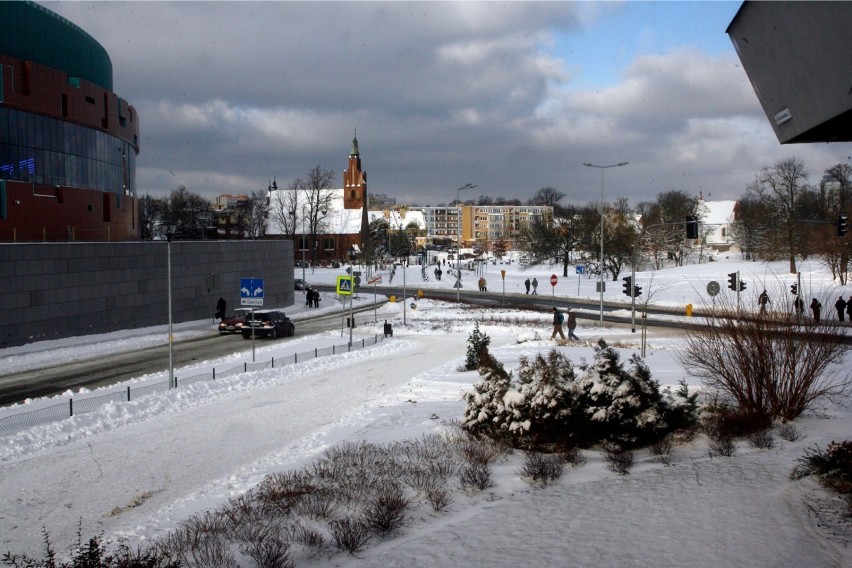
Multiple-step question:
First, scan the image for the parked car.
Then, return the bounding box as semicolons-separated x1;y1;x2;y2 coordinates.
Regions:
218;308;253;335
241;311;295;339
295;278;306;290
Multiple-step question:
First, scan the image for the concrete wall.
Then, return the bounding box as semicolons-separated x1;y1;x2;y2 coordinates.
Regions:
0;240;294;347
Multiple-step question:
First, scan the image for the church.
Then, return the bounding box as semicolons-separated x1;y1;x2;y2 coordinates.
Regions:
266;135;370;264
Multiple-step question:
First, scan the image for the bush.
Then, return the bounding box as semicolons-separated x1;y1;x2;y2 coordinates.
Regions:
517;452;565;485
778;423;802;442
463;322;491;371
462;341;699;451
792;440;852;494
747;429;776;449
2;526;179;568
603;444;635;475
678;296;852;420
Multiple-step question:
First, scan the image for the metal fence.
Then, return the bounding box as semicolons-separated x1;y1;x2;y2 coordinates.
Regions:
0;334;387;438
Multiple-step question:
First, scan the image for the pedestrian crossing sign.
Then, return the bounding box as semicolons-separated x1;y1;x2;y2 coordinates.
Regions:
336;275;353;296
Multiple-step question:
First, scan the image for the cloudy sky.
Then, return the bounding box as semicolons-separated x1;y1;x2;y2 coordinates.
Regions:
44;1;852;207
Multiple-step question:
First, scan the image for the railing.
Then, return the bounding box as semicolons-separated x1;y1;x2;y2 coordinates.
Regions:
0;334;386;438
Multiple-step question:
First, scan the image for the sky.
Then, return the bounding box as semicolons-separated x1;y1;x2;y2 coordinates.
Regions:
41;1;852;207
1;257;850;565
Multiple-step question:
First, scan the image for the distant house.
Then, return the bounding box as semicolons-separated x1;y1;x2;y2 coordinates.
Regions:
697;198;738;252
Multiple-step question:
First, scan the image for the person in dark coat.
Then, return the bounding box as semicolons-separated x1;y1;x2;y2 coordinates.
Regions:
215;297;227;321
810;298;822;323
835;296;847;322
312;288;321;308
566;308;579;341
305;287;312;307
846;297;852;321
525;278;531;294
531;277;538;295
758;290;770;315
793;296;804;317
550;307;565;341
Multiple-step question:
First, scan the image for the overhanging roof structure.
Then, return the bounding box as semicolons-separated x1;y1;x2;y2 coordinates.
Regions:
726;1;852;144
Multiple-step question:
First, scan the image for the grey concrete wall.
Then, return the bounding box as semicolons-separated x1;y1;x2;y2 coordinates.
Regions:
0;240;294;347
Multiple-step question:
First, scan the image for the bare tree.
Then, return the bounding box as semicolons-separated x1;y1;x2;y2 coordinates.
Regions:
528;187;565;207
139;194;165;240
750;158;812;273
269;181;300;239
242;190;269;239
818;163;852;284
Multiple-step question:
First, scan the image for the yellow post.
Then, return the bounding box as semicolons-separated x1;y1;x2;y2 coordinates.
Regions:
686;303;693;317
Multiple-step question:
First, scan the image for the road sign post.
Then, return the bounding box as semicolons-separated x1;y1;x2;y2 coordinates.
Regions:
550;274;558;299
239;278;263;362
575;265;585;295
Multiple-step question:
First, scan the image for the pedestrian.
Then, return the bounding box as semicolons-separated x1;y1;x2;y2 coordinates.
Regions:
758;290;770;315
550;307;566;341
478;277;486;292
305;287;312;307
566;308;579;340
312;288;321;308
835;296;847;322
525;278;531;294
810;298;822;323
846;297;852;321
437;268;442;280
215;297;227;321
532;277;538;295
794;296;804;318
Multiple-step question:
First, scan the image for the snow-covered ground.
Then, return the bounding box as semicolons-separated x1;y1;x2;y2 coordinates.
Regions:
0;258;850;566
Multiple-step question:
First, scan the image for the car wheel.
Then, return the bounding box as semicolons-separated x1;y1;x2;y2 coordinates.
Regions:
288;325;295;337
271;328;278;339
242;333;251;340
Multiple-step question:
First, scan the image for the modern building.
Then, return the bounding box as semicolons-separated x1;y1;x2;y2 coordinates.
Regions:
422;204;551;251
0;1;140;242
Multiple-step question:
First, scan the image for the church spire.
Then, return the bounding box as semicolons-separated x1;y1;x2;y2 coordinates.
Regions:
350;128;359;157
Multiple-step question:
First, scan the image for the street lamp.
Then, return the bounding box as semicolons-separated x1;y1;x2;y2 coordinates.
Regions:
165;225;176;389
583;162;628;326
455;183;477;302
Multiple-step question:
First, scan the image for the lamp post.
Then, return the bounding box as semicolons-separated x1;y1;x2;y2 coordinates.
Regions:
583;161;628;326
166;227;175;389
455;183;477;302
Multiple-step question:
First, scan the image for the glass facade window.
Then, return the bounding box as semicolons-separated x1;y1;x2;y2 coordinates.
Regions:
0;107;135;195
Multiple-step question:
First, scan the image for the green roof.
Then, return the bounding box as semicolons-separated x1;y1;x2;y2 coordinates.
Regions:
0;1;113;91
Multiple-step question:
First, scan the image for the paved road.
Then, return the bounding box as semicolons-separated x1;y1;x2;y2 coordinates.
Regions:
0;309;375;407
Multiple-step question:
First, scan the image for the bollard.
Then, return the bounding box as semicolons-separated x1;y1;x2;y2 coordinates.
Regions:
383;320;393;337
686;303;693;317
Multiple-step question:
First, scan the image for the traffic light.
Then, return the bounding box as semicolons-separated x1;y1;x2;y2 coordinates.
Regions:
633;285;642;297
791;283;798;295
837;214;848;237
738;280;747;292
727;272;737;291
685;216;699;239
622;275;632;296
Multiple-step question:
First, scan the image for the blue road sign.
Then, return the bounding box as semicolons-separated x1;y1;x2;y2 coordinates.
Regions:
240;277;264;306
575;266;586;275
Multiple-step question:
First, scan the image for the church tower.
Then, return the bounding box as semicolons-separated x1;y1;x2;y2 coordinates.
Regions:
343;133;369;247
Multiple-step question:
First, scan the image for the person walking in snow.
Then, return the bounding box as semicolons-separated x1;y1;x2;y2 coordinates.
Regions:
524;278;531;294
793;296;804;318
846;297;852;322
835;296;847;322
810;298;822;323
758;290;770;315
566;308;579;340
550;307;566;341
478;277;487;292
531;277;538;295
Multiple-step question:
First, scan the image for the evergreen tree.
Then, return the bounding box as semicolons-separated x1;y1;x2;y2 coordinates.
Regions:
464;323;491;371
462;351;515;440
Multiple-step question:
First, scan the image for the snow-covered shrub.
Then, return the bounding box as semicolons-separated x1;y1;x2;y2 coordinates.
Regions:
510;350;585;448
463;322;491;371
518;452;565;485
602;444;635;475
461;350;515;440
576;340;676;447
463;340;698;451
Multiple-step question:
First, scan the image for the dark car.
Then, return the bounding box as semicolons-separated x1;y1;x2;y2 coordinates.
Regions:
295;278;307;290
218;308;253;335
241;311;295;339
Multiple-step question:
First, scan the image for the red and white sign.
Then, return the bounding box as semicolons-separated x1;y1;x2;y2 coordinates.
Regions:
550;274;558;286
